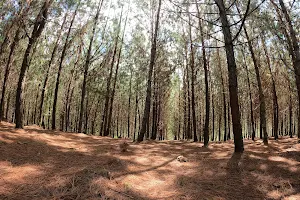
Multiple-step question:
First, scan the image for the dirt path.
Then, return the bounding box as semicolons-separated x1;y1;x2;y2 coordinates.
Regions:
0;122;300;200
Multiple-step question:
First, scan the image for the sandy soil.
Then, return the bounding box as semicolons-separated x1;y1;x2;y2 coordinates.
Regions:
0;121;300;200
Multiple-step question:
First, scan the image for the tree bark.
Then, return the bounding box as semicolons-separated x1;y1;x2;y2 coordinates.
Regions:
137;0;162;142
128;69;133;138
278;0;300;140
0;28;20;120
238;13;267;144
15;0;54;128
188;11;198;142
104;10;127;136
51;2;79;130
214;0;244;152
78;0;103;133
196;0;209;145
38;13;67;125
261;35;279;140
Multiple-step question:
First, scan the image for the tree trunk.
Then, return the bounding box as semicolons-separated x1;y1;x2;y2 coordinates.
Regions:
246;63;256;141
0;28;20;120
214;0;244;152
151;72;158;140
100;47;118;136
246;29;267;144
105;10;127;137
188;12;198;142
128;69;132;138
133;88;138;141
51;2;79;130
15;0;53;128
196;0;209;145
216;47;227;142
261;35;279;140
38;13;67;125
78;0;103;133
137;0;162;142
278;0;300;140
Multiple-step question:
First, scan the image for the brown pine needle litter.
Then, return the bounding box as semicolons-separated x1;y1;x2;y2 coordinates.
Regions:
1;122;300;200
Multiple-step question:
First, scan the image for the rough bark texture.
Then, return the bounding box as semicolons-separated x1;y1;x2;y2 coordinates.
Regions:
137;0;162;142
262;35;279;140
0;28;20;120
244;57;256;141
15;0;53;128
243;26;268;145
278;0;300;140
188;12;198;142
51;3;79;130
38;14;67;125
215;0;244;152
78;0;103;133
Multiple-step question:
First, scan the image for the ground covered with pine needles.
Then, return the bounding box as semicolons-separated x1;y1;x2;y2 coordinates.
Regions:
0;121;300;200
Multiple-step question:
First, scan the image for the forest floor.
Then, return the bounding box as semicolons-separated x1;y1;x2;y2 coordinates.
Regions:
0;122;300;200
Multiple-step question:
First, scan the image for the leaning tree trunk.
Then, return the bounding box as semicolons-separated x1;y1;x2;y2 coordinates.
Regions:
100;43;119;136
78;0;103;133
214;0;244;152
15;0;53;128
0;28;20;120
38;13;67;125
137;0;162;142
236;3;268;144
105;9;128;137
278;0;300;140
51;2;79;130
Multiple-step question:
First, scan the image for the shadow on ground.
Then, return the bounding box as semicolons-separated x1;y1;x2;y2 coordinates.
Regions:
0;122;299;199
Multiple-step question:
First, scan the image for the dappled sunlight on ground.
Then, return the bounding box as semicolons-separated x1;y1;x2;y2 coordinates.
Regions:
0;121;299;199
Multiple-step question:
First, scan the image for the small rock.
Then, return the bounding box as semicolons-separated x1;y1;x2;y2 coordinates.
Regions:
177;155;188;162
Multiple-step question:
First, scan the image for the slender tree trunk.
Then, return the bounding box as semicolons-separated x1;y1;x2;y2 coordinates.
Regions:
215;0;244;152
242;24;268;145
186;53;192;140
137;0;162;142
100;50;118;136
105;10;127;136
128;69;132;138
0;28;20;120
52;2;79;130
78;0;103;133
15;0;53;128
216;47;227;142
151;72;158;140
227;101;231;139
219;110;222;141
178;83;181;140
133;88;138;141
262;35;279;140
188;13;198;142
33;83;40;124
277;0;300;140
38;13;67;125
196;1;209;145
246;64;256;141
183;68;187;140
212;90;215;142
65;86;74;132
5;91;11;121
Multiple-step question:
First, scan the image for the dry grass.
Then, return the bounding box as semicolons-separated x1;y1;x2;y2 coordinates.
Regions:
0;121;299;200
